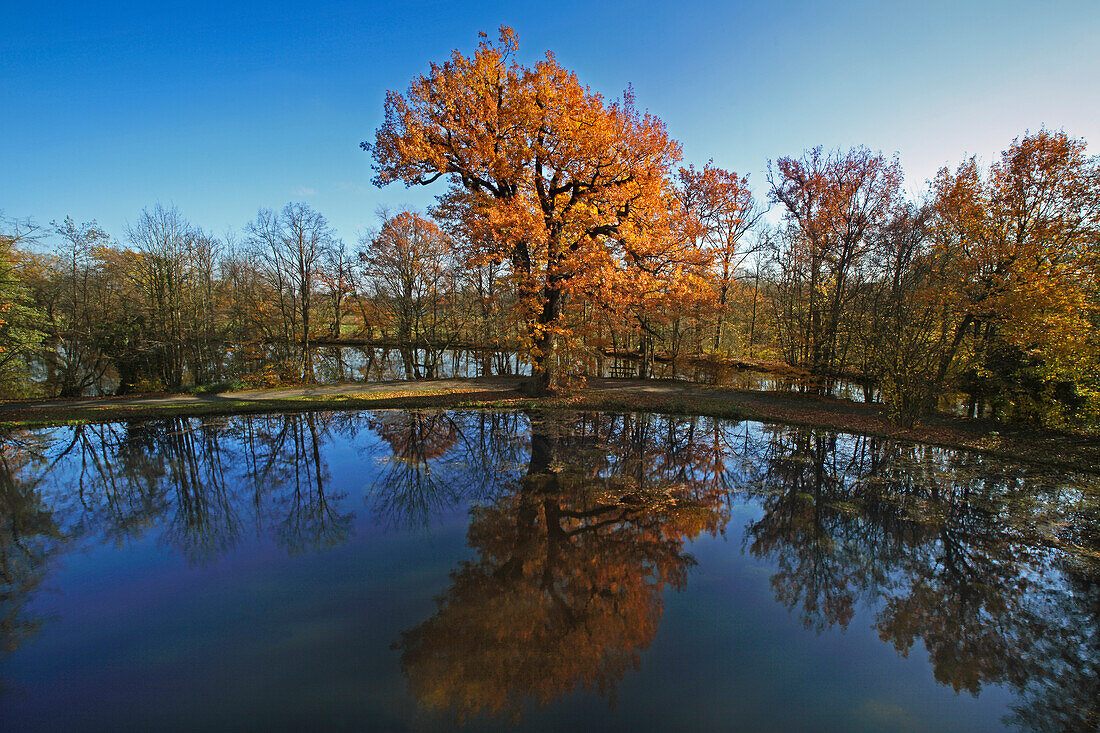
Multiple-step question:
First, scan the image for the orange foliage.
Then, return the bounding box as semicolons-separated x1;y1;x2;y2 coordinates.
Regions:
369;27;695;393
395;414;728;722
931;129;1100;399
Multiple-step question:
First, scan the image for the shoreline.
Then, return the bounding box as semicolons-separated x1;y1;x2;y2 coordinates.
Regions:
2;376;1097;474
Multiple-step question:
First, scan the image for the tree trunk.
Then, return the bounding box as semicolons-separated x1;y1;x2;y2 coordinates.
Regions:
522;285;564;396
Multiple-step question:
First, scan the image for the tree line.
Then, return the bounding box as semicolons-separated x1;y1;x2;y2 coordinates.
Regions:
1;26;1097;431
0;202;520;397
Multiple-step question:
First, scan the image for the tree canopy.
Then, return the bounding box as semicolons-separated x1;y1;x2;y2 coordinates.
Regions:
369;26;700;393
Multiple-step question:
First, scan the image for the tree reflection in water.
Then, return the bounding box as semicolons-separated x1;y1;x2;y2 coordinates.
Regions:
395;412;730;722
0;431;65;656
44;414;357;560
364;411;525;530
0;410;1096;729
739;425;1100;730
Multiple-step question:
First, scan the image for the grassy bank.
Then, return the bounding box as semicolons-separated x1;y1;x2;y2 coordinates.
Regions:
0;387;512;428
0;387;746;429
2;381;1098;475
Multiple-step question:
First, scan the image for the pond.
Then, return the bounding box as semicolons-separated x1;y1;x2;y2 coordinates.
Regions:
308;345;879;400
1;410;1096;731
308;345;531;383
310;346;983;417
44;345;990;419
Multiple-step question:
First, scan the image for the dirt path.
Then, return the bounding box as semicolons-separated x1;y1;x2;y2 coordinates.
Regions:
1;376;526;411
583;378;1100;471
3;376;1098;472
0;376;888;425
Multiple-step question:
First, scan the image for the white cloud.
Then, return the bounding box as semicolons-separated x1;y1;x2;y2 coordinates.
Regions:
292;186;317;197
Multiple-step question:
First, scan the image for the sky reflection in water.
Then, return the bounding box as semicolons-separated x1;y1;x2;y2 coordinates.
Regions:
1;410;1097;731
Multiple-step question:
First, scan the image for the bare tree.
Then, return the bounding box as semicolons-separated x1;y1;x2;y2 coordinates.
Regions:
127;205;193;388
247;202;335;382
39;217;110;396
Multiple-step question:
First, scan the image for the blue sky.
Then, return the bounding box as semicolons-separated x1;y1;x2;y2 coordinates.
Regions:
3;0;1098;245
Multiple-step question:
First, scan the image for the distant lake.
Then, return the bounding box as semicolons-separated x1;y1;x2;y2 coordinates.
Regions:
307;345;887;402
1;410;1096;731
44;343;926;411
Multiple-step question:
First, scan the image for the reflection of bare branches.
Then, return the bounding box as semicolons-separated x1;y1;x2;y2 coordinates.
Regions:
0;433;66;657
2;413;358;563
367;460;463;532
272;413;352;554
160;419;240;563
734;422;1100;727
365;411;525;530
223;413;354;555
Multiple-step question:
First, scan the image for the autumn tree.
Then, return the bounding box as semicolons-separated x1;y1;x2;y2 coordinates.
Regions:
0;215;43;395
359;209;457;377
768;147;904;385
679;162;765;352
930;129;1100;426
590;217;713;377
856;203;966;424
368;27;687;394
432;194;521;373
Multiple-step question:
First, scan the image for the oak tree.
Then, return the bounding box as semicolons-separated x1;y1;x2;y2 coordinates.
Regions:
930;129;1100;424
368;27;686;393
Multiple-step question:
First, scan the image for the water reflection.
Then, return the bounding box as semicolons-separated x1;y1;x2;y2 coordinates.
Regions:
35;415;357;561
396;413;728;722
308;345;864;399
738;427;1100;729
308;345;529;383
311;345;999;416
0;432;65;655
366;411;526;531
0;411;1096;729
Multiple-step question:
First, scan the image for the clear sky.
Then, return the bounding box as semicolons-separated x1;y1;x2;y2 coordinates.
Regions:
3;0;1098;245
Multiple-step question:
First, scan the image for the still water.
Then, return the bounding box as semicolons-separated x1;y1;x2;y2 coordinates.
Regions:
1;410;1096;731
310;346;878;400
